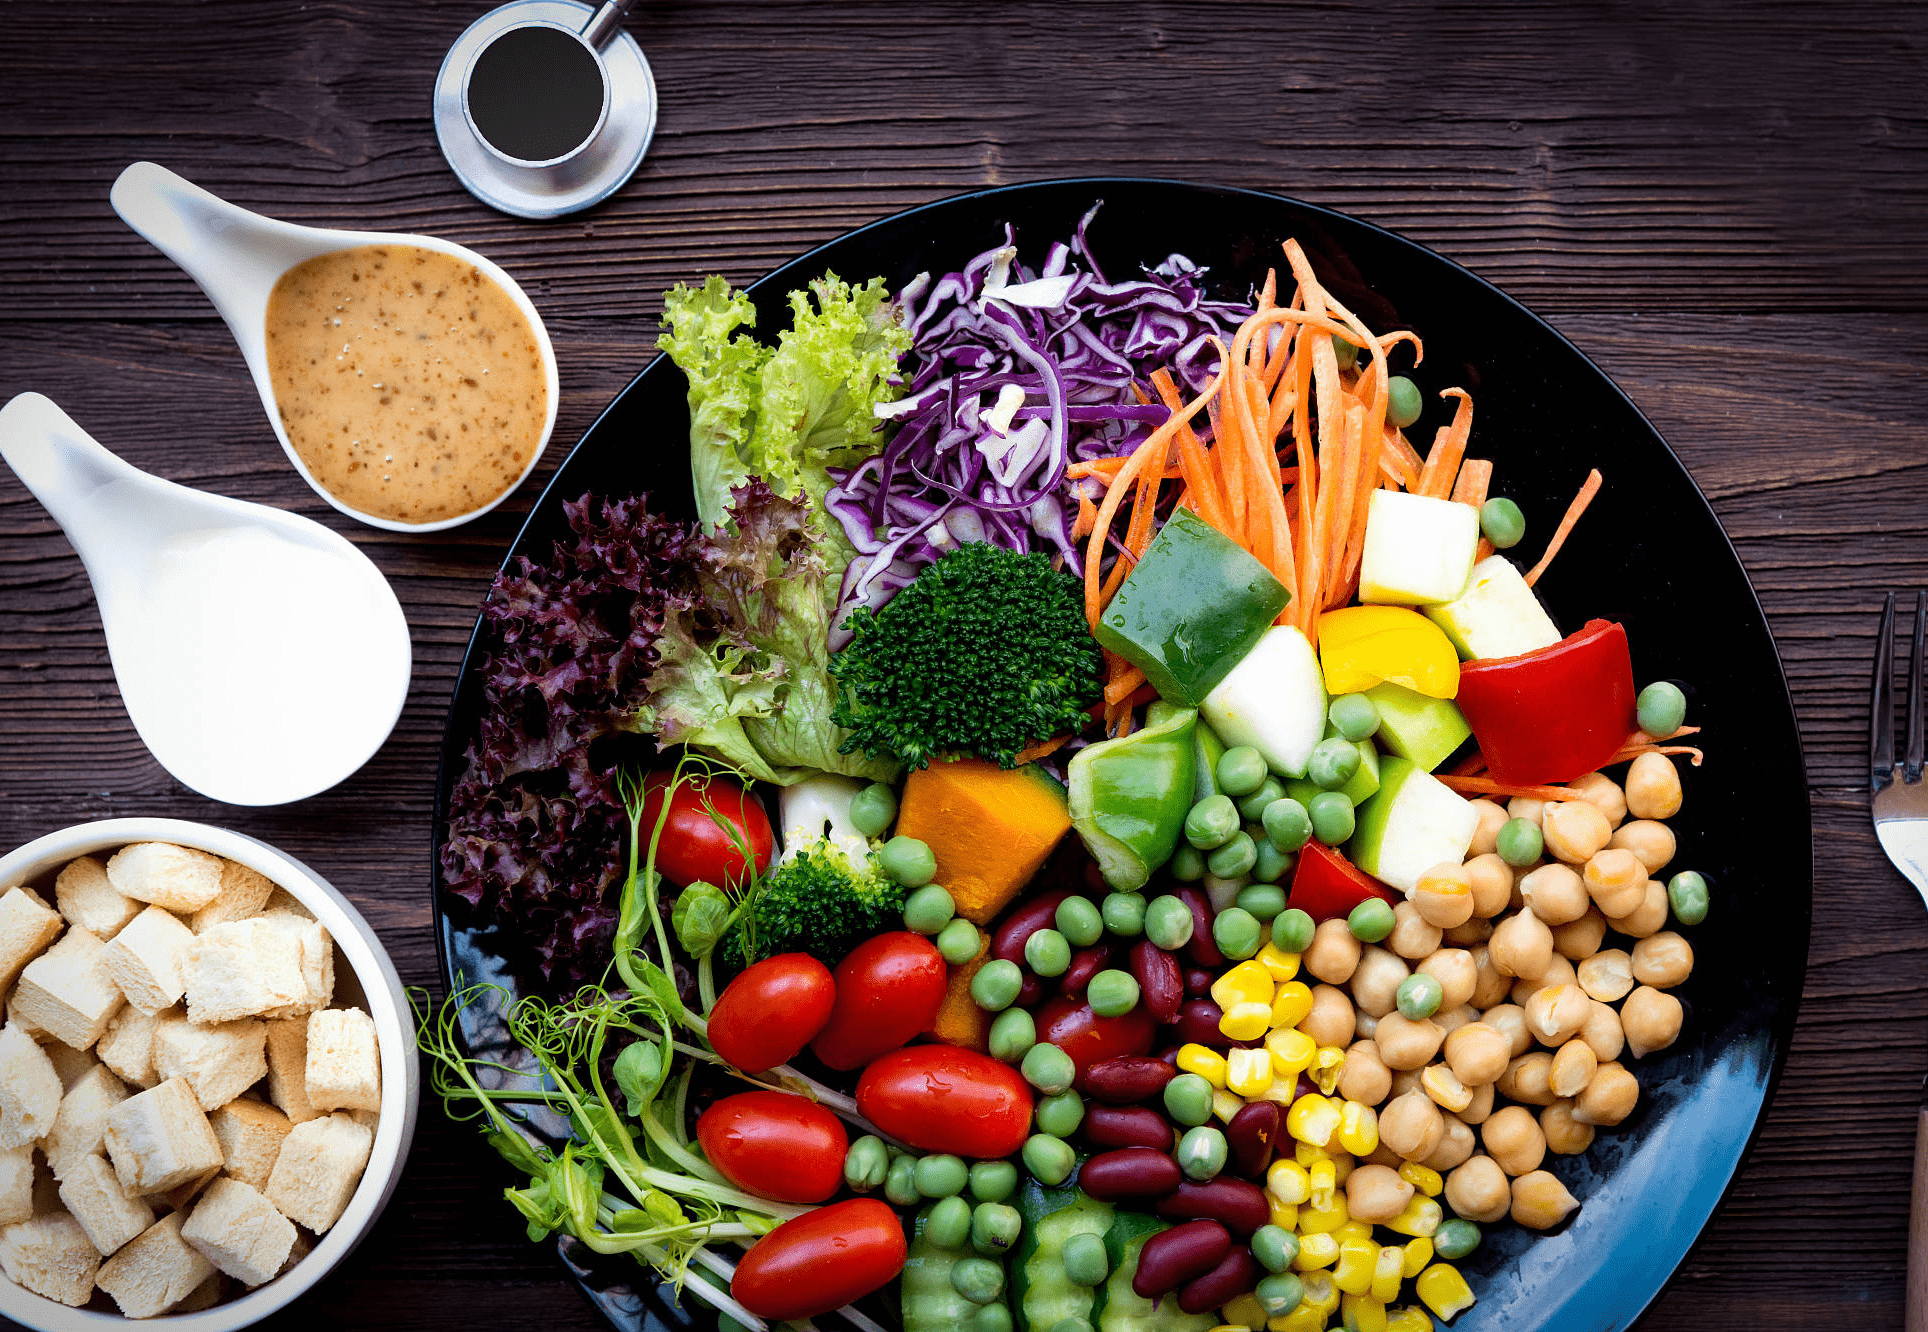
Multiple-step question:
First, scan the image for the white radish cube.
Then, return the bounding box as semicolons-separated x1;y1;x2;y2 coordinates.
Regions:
1359;490;1481;606
1202;626;1328;779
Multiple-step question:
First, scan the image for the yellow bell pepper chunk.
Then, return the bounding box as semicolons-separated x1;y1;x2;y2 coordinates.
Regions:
1415;1263;1476;1319
1221;1001;1273;1042
1256;943;1302;982
1400;1237;1434;1279
1370;1244;1407;1303
1269;981;1314;1031
1212;960;1276;1011
1316;606;1461;699
1177;1043;1229;1089
1227;1047;1275;1098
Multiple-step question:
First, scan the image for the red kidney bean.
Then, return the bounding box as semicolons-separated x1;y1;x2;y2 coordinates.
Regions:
1226;1101;1282;1178
1079;1147;1182;1201
1177;1245;1264;1314
1131;1220;1231;1299
1084;1105;1175;1152
1130;941;1184;1023
1175;998;1231;1048
1084;1056;1176;1104
994;890;1074;966
1016;973;1046;1008
1155;1178;1270;1236
1171;886;1223;967
1060;943;1114;998
1159;1047;1180;1066
1183;966;1215;997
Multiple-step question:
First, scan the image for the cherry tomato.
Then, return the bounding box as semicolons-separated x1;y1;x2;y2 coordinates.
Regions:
708;953;835;1074
1034;994;1157;1089
732;1198;907;1320
696;1090;847;1204
637;771;773;889
810;932;947;1071
856;1046;1033;1159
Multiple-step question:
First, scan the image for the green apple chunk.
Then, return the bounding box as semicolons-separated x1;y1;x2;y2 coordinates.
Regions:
1363;681;1472;773
1424;555;1562;661
1202;625;1327;779
1349;755;1482;895
1358;490;1481;606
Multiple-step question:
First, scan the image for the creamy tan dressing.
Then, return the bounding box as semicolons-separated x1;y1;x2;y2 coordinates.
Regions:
264;244;546;524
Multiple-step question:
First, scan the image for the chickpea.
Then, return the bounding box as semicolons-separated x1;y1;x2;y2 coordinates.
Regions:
1467;800;1508;858
1620;985;1684;1059
1465;853;1515;919
1612;877;1670;939
1496;1051;1556;1106
1379;1090;1445;1161
1573;1062;1640;1127
1421;1062;1473;1113
1445;916;1495;947
1389;1067;1424;1099
1506;795;1548;827
1480;1003;1532;1057
1444;1154;1511;1223
1433;1003;1478;1037
1480;1105;1547;1176
1411;866;1473;931
1343;1163;1414;1223
1374;1011;1445;1070
1540;1098;1596;1155
1577;949;1635;1003
1419;949;1479;1011
1487;909;1554;981
1350;946;1411;1019
1583;848;1648;918
1304;917;1362;984
1580;1000;1625;1063
1469;945;1510;1008
1355;1011;1379;1040
1339;1040;1392;1106
1510;1170;1580;1230
1542;799;1612;864
1567;771;1628;828
1328;1150;1356;1185
1302;984;1358;1048
1363;1142;1405;1170
1624;752;1683;820
1388;900;1445;959
1525;984;1591;1047
1510;952;1577;1006
1548;1039;1598;1097
1456;1079;1496;1126
1631;931;1694;989
1518;863;1589;926
1550;906;1608;962
1609;819;1676;874
1443;1021;1510;1087
1423;1115;1477;1172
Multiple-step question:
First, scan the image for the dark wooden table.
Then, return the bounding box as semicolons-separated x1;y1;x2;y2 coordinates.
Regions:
2;1;1924;1326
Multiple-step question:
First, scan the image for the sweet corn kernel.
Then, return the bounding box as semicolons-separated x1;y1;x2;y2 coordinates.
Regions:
1385;1309;1434;1332
1257;943;1302;982
1333;1237;1377;1295
1329;1151;1355;1186
1293;1231;1341;1271
1259;1078;1300;1106
1267;1197;1300;1231
1213;960;1276;1011
1370;1244;1406;1303
1397;1163;1443;1198
1307;1159;1338;1210
1222;1001;1274;1041
1310;1045;1347;1094
1266;1026;1318;1078
1270;980;1314;1030
1209;1325;1249;1332
1335;1220;1373;1246
1384;1195;1443;1238
1178;1043;1230;1089
1419;1063;1472;1113
1294;1141;1331;1168
1341;1293;1388;1332
1300;1193;1348;1235
1267;1309;1325;1332
1337;1100;1379;1156
1301;1271;1340;1317
1415;1263;1476;1319
1400;1236;1434;1279
1267;1159;1311;1205
1227;1046;1276;1098
1223;1294;1269;1330
1287;1093;1341;1148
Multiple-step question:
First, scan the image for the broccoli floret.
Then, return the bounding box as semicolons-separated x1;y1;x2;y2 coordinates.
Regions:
731;842;903;968
829;542;1104;770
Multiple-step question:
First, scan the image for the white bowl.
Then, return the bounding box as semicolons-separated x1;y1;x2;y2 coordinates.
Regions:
0;818;420;1330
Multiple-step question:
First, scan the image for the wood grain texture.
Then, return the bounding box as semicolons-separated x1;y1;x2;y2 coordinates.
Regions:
2;1;1926;1327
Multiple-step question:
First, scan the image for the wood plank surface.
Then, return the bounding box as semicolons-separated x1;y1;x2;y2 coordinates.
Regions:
2;1;1925;1328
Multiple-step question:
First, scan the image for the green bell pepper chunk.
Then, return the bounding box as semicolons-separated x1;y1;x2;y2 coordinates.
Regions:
1093;508;1290;707
1152;701;1227;804
1069;707;1198;891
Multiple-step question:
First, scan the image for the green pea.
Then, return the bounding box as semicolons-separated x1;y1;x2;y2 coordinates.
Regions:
970;1201;1023;1256
1309;791;1355;845
1087;969;1141;1018
1387;375;1423;429
849;782;898;838
1185;794;1241;850
1237;882;1288;922
1177;1125;1228;1181
1236;776;1287;822
1144;895;1196;950
1307;737;1362;791
1034;1087;1085;1136
1163;1072;1215;1127
1212;906;1263;961
1348;897;1395;943
1497;817;1544;867
1250;1224;1300;1274
1056;896;1105;948
1331;334;1360;371
971;959;1024;1012
1433;1218;1482;1260
989;1008;1038;1063
1479;497;1526;550
1026;928;1072;978
1668;870;1710;926
1328;693;1381;742
1215;746;1269;798
1022;1133;1076;1186
1207;831;1259;880
1251;838;1294;885
885;1154;920;1206
971;1305;1014;1332
1022;1043;1076;1097
1638;681;1688;738
880;835;938;887
951;1257;1005;1305
844;1135;888;1193
904;884;957;934
1102;892;1147;936
1272;907;1316;954
1263;797;1313;853
937;918;985;965
970;1160;1018;1203
1169;843;1207;881
924;1194;973;1249
1255;1272;1305;1316
915;1153;970;1199
1063;1231;1110;1286
1396;972;1444;1020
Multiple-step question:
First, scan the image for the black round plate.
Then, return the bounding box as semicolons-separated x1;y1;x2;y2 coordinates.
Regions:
432;179;1809;1332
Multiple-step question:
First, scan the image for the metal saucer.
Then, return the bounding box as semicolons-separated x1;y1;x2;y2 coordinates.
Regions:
433;0;656;219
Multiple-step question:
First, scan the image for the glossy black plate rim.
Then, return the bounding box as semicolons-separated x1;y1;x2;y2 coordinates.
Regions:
430;176;1810;1332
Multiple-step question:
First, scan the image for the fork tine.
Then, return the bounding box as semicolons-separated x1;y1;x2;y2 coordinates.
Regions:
1909;590;1925;782
1873;591;1896;788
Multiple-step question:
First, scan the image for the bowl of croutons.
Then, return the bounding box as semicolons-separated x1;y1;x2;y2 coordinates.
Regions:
0;818;418;1327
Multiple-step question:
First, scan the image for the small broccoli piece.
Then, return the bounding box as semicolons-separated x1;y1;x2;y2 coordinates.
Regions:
731;843;904;968
830;542;1104;770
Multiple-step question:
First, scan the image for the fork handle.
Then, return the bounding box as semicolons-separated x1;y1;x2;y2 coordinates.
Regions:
1910;1104;1928;1330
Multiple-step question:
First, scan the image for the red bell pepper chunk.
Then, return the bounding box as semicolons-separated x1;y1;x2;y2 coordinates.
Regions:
1289;841;1399;923
1455;619;1637;785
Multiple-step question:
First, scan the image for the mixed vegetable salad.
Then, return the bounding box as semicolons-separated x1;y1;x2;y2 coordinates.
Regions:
427;211;1711;1332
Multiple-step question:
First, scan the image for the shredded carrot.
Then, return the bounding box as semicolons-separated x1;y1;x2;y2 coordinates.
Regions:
1522;468;1604;588
1415;389;1474;499
1014;734;1072;765
1072;493;1098;542
1125;682;1158;708
1103;664;1148;706
1609;743;1705;767
1436;775;1587;802
1448;752;1489;777
1450;458;1493;508
1473;538;1495;562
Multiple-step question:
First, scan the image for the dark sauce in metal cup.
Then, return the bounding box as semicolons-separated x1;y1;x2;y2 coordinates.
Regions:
464;22;608;166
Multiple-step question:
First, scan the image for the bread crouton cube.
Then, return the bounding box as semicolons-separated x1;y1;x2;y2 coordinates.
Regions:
43;1064;131;1179
183;918;306;1024
0;1210;100;1307
105;843;225;916
174;1269;225;1311
95;1211;215;1318
305;1008;381;1114
0;1145;32;1226
261;912;334;1020
181;1175;296;1287
102;1078;223;1196
153;1016;266;1113
31;1155;60;1216
97;1005;169;1090
0;886;65;995
208;1099;291;1192
54;856;141;941
261;887;312;921
58;1152;156;1256
101;906;197;1016
264;1017;320;1124
189;861;277;934
163;1166;221;1214
0;1023;62;1149
44;1040;99;1094
10;927;125;1050
264;1112;371;1235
